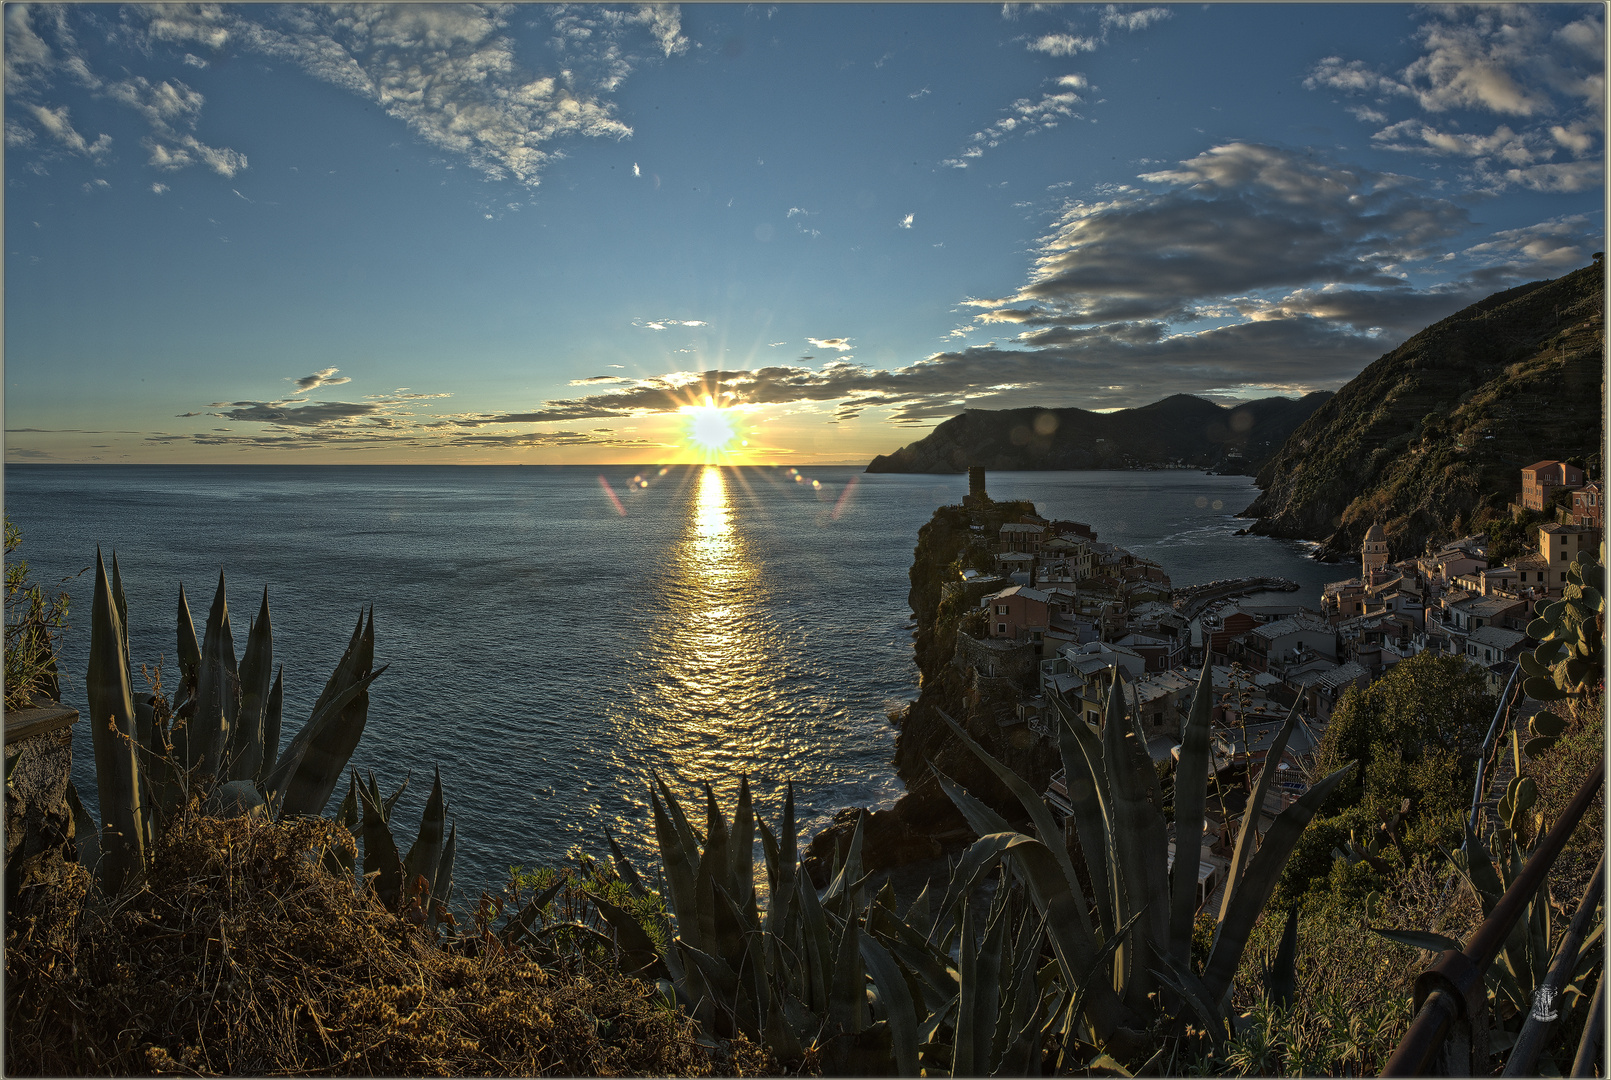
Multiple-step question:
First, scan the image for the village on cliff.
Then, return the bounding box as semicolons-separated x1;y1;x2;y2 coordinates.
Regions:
944;463;1603;910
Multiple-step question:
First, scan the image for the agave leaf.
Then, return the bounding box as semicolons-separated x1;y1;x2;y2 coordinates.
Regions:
187;571;239;781
931;766;1014;838
1218;700;1302;925
501;877;566;947
1100;672;1169;1012
1169;663;1214;966
1199;761;1356;1010
356;772;403;912
603;825;650;898
968;894;1011;1077
255;666;283;791
796;866;836;1014
65;780;102;879
866;905;958;1015
592;893;668;978
1149;948;1228;1050
228;588;273;783
86;549;146;894
829;904;867;1034
175;584;201;691
997;914;1051;1077
730;774;755;905
110;552;130;677
268;660;387;819
822;809;868;912
696;783;728;958
382;770;412;822
1051;692;1115;940
954;898;984;1078
650;782;702;951
904;881;932;940
937;708;1081;889
430;823;456;912
1265;906;1299;1009
403;767;447;892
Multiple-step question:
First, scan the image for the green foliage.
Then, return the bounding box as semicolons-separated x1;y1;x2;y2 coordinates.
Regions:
1480;507;1538;565
4;518;71;711
1313;652;1493;819
73;555;388;895
933;664;1354;1068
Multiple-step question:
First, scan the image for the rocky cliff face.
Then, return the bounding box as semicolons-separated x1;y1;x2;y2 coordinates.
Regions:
865;393;1331;476
1244;261;1605;561
803;498;1056;884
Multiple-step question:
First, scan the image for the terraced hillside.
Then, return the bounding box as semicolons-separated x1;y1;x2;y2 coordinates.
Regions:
1245;260;1605;560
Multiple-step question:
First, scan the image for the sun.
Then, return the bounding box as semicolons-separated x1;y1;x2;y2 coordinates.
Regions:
685;395;741;456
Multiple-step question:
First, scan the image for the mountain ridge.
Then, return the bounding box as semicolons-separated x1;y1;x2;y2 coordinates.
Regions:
864;391;1332;475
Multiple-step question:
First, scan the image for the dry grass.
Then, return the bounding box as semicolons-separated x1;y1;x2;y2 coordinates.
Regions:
6;809;778;1077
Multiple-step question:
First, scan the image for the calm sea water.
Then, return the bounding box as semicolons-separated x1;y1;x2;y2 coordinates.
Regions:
5;464;1339;896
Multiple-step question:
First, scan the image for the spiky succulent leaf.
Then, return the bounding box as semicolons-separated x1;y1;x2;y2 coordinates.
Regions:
1218;701;1303;925
176;584;201;691
1199;761;1355;1010
255;666;283;790
1100;672;1169;1013
65;780;101;878
86;549;146;893
186;571;239;780
356;775;403;912
431;823;455;912
228;588;273;783
267;608;384;819
403;767;447;890
1168;662;1214;966
650;782;701;951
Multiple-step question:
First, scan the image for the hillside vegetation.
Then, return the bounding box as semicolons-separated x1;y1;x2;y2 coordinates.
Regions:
865;392;1331;475
1245;261;1605;559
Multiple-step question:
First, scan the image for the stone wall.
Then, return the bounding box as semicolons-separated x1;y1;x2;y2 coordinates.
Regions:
5;703;79;913
952;632;1039;687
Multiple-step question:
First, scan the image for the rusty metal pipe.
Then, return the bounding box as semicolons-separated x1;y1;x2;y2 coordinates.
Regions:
1503;851;1605;1076
1383;760;1604;1077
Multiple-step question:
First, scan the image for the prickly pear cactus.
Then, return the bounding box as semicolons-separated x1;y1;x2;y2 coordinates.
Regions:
1518;543;1604;757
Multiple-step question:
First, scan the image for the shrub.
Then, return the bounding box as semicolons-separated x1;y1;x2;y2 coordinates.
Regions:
3;518;71;710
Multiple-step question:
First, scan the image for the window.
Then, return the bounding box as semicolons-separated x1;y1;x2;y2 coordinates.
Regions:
996;604;1009;615
997;623;1007;635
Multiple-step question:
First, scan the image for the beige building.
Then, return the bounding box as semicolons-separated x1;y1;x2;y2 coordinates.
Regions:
1362;523;1389;576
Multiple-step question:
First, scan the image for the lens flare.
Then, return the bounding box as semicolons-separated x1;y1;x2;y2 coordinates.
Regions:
686;398;739;456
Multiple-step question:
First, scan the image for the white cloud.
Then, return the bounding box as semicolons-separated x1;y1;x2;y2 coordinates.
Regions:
898;212;914;229
26;103;109;157
633;162;640;177
946;73;1087;164
634;318;708;331
111;5;687;189
151;182;168;194
293;367;354;393
1307;7;1603;192
807;337;853;351
1027;33;1097;57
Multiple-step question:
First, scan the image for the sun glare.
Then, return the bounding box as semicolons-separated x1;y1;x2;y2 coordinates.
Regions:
686;394;740;457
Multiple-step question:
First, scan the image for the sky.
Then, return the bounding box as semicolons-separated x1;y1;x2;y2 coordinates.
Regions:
4;3;1604;465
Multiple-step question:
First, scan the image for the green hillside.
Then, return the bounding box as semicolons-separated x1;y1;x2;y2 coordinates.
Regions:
1244;260;1605;560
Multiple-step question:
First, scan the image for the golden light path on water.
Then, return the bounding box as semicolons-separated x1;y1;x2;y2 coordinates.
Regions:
597;464;876;867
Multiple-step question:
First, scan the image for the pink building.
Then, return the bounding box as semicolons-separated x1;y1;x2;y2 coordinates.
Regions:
982;585;1051;644
1522;460;1584;512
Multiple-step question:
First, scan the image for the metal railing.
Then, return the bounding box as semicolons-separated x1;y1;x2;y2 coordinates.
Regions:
1383;759;1604;1077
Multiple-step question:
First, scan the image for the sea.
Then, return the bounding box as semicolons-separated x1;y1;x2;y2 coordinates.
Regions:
5;464;1343;898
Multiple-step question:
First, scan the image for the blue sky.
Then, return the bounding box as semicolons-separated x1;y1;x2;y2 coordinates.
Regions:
5;3;1603;464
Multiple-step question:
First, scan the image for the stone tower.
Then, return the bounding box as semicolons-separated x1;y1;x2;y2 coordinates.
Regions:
963;466;988;508
1362;522;1389;577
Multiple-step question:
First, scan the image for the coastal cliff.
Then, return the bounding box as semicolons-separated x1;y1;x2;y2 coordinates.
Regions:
1244;260;1606;560
804;497;1055;882
864;393;1330;476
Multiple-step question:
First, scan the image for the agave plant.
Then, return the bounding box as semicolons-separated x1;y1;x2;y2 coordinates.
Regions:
70;550;386;893
324;766;458;923
928;662;1354;1068
588;775;1067;1075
